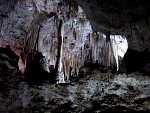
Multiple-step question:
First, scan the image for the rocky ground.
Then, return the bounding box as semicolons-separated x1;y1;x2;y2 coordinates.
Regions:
0;69;150;113
0;46;150;113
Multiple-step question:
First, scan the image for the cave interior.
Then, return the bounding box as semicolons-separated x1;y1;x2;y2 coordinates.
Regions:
0;0;150;112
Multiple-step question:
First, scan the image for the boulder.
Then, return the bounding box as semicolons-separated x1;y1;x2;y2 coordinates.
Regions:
25;51;56;83
119;49;150;74
0;46;20;86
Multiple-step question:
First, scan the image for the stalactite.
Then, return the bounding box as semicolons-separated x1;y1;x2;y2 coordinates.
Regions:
22;10;56;62
62;0;78;18
54;19;63;75
23;20;40;57
51;6;118;82
106;32;111;68
83;32;117;70
58;27;117;82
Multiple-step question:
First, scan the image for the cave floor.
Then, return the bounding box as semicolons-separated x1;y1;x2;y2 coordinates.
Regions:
0;72;150;113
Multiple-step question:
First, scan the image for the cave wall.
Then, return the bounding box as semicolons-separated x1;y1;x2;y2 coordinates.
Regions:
0;0;127;81
75;0;150;73
75;0;150;52
0;0;34;55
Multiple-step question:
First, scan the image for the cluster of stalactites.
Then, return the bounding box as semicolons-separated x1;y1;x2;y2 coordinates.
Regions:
27;4;117;82
83;33;116;67
59;32;116;82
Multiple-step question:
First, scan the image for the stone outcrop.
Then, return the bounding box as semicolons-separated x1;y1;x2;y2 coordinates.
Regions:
75;0;150;50
0;46;20;86
75;0;150;73
0;0;119;82
120;49;150;74
0;0;149;76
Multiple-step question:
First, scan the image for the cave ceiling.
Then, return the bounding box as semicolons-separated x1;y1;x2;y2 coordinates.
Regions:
1;0;150;51
76;0;150;34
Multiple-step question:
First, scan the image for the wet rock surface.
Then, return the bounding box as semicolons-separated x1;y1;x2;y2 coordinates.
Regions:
0;71;150;113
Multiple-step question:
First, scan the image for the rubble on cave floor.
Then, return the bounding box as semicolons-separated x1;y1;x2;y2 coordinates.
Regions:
0;46;149;113
0;70;150;113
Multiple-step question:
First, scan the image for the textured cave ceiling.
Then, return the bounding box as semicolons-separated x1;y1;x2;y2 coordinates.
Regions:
1;0;150;51
76;0;150;33
1;0;150;33
75;0;150;51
